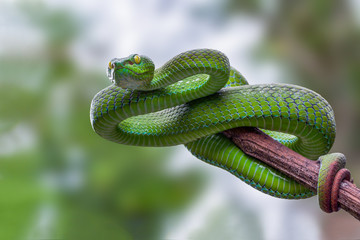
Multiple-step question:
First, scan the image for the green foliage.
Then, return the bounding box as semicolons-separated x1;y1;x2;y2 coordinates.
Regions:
0;5;204;240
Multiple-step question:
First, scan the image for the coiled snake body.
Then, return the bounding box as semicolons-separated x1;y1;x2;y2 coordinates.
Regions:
90;49;337;199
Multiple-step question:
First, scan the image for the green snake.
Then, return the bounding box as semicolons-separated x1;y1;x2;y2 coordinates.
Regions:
90;49;341;201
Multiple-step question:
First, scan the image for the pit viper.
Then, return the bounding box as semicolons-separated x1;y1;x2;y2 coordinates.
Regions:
90;49;338;199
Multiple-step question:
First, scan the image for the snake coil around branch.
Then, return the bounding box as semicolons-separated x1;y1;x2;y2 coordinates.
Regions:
90;49;340;200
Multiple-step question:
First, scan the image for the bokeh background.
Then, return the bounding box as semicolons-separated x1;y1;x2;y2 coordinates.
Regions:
1;0;360;239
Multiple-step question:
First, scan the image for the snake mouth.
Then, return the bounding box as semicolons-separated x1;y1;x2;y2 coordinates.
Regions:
108;66;150;82
107;66;143;89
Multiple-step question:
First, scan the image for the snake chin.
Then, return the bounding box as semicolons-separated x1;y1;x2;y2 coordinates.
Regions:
107;67;115;83
117;79;139;89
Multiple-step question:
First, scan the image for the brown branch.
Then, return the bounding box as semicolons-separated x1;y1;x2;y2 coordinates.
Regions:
223;127;360;221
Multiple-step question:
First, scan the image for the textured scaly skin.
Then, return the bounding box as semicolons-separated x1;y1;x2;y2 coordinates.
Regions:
90;49;336;199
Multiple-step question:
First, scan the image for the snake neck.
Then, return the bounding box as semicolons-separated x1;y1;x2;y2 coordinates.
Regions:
145;49;231;92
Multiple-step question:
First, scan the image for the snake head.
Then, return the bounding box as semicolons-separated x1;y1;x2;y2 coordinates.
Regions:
107;54;155;90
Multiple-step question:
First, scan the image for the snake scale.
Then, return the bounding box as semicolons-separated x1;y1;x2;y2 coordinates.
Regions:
90;49;339;200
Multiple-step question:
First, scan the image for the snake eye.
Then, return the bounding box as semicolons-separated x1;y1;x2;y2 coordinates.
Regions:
134;55;141;64
109;61;115;69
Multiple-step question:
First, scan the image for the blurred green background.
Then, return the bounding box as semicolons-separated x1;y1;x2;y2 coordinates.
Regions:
1;0;360;239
